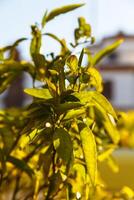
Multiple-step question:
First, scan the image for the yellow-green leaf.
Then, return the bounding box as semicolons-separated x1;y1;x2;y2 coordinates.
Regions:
87;67;103;92
92;39;123;66
66;55;78;72
91;91;117;119
46;4;84;22
63;108;85;121
24;88;52;99
80;126;97;187
94;105;119;144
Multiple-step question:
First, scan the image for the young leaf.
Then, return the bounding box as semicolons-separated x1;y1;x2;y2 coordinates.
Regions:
92;39;124;66
41;10;48;28
53;128;73;164
66;55;78;72
24;88;52;99
80;125;97;187
46;4;84;22
12;38;27;47
87;67;103;92
30;25;42;55
78;48;84;67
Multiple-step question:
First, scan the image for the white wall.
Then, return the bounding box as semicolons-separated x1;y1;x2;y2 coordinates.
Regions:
102;71;134;108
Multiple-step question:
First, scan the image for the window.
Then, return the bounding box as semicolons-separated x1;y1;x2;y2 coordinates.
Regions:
103;80;113;100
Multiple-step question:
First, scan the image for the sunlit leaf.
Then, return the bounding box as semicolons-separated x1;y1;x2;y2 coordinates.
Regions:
87;67;103;92
41;10;48;28
121;186;134;199
74;91;117;119
30;25;42;55
91;92;117;119
66;55;78;72
24;88;52;99
63;108;85;121
80;125;97;187
94;105;119;144
92;39;123;66
46;4;84;22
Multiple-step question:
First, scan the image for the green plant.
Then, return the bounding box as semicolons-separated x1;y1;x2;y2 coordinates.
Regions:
0;4;124;200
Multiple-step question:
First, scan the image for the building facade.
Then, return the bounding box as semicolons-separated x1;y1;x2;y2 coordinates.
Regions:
91;32;134;110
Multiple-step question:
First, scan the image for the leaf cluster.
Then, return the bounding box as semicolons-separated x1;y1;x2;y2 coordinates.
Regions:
0;4;125;200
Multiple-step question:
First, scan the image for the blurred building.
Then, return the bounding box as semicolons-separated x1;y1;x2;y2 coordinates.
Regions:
2;49;26;108
91;32;134;110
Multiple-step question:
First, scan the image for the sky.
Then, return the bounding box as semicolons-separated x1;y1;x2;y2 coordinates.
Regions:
0;0;134;57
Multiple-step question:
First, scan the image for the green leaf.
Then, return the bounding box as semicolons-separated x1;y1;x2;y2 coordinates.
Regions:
92;39;124;66
24;88;52;99
80;125;97;187
45;79;57;97
63;108;85;121
7;155;33;177
0;73;17;93
38;146;52;181
18;129;40;149
55;102;83;113
30;25;42;55
41;10;48;28
53;128;73;164
0;38;27;55
46;171;62;199
12;38;27;47
73;91;92;104
78;48;84;67
46;4;84;22
2;131;14;154
32;53;48;68
0;148;6;172
74;91;117;119
66;55;78;72
94;105;119;144
91;91;117;119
